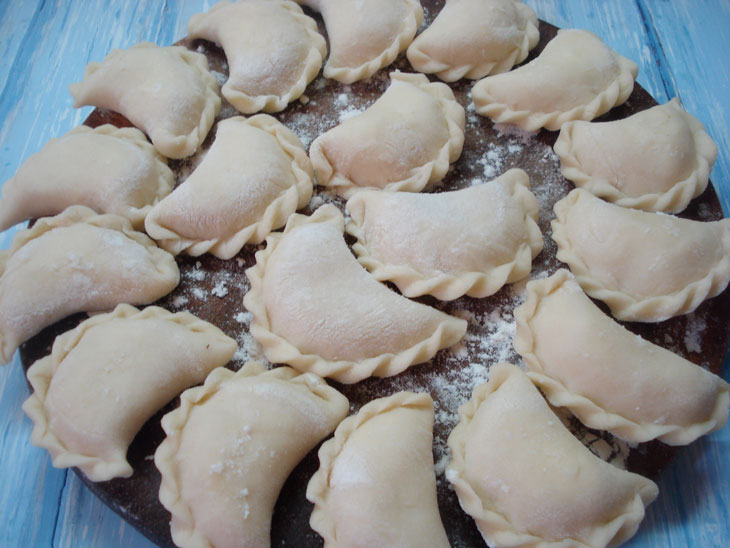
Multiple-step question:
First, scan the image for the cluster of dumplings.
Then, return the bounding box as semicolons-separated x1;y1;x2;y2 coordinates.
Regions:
1;1;729;547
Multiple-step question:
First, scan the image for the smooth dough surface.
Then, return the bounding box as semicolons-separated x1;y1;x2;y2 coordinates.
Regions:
22;304;237;481
0;124;173;231
243;204;467;383
447;363;658;548
554;98;718;213
310;72;465;199
472;29;638;131
407;0;539;81
69;43;221;159
513;270;730;445
155;362;349;548
145;115;313;259
188;0;326;113
345;168;542;300
552;188;730;322
295;0;423;83
0;206;179;365
307;392;449;548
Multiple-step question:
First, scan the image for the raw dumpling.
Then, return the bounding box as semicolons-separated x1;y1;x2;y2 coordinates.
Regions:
0;124;174;231
243;204;467;383
22;304;237;481
345;168;543;300
307;392;450;548
295;0;423;83
155;362;349;548
145;115;313;259
188;0;326;113
513;270;730;445
552;188;730;322
554;98;718;213
472;29;638;131
447;362;658;548
407;0;539;82
69;43;221;159
309;72;465;199
0;206;179;365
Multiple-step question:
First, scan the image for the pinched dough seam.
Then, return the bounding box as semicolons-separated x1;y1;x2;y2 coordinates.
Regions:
145;114;314;260
310;72;465;199
473;52;638;132
345;175;543;300
70;43;221;159
190;0;326;114
156;362;342;548
0;206;179;364
512;270;730;446
551;192;730;322
554;103;718;213
307;391;433;544
243;206;466;384
407;1;539;82
21;304;234;481
322;0;423;84
446;364;657;548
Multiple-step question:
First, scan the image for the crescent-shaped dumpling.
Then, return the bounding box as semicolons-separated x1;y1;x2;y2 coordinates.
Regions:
243;204;467;384
0;124;174;231
345;168;543;300
295;0;423;83
513;270;730;445
145;115;313;259
447;363;659;548
309;72;465;199
155;362;349;548
69;43;221;159
0;206;179;365
552;188;730;322
407;0;539;82
22;304;237;481
554;98;718;213
307;392;450;548
188;0;326;114
472;29;638;131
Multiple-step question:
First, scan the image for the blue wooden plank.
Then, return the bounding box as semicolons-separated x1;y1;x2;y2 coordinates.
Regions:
53;473;157;548
637;0;730;216
0;0;43;95
0;354;67;548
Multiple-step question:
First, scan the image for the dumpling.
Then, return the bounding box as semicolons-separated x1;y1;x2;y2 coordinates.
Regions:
513;270;730;445
0;206;179;365
188;0;326;114
0;124;174;231
552;188;730;322
294;0;423;83
554;98;718;213
155;361;349;548
307;392;450;548
69;43;221;159
309;72;465;199
472;29;638;131
22;304;237;481
447;362;658;548
345;168;543;300
407;0;539;82
243;204;467;384
145;115;313;259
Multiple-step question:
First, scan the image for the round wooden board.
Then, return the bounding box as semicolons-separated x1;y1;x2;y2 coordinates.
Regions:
19;2;730;547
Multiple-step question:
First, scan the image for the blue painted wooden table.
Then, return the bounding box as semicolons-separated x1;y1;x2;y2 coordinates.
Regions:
1;1;728;547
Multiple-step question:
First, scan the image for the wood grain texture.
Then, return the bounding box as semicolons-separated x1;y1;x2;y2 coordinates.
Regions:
0;1;728;547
